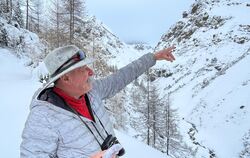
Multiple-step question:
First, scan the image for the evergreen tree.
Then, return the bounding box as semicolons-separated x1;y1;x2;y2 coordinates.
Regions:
46;0;86;47
0;0;13;21
130;79;148;141
48;0;66;47
25;0;29;29
131;77;194;157
130;79;163;147
161;93;194;157
12;1;24;27
148;84;162;147
32;0;43;33
106;92;128;131
63;0;86;44
23;0;44;33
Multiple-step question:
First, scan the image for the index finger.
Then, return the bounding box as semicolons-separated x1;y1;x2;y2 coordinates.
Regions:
169;46;176;51
169;52;175;60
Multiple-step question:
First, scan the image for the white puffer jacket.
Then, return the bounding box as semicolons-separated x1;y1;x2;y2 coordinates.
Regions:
20;53;156;158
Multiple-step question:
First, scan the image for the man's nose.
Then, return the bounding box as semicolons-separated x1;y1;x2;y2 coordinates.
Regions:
87;67;94;76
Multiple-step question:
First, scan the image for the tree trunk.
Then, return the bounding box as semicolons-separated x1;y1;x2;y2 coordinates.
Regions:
6;0;9;12
10;0;12;16
152;106;156;147
69;0;73;44
71;0;75;41
166;93;170;155
147;69;150;145
26;0;29;30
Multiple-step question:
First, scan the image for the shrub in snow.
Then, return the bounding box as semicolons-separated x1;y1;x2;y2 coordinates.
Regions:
0;17;47;67
240;130;250;158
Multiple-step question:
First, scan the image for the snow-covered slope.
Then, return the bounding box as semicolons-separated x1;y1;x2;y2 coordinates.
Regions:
0;48;41;158
152;0;250;157
116;130;166;158
72;16;153;73
0;17;47;67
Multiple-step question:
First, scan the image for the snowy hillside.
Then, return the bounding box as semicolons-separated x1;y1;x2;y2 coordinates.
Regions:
0;17;46;67
0;49;41;158
152;0;250;157
71;16;152;72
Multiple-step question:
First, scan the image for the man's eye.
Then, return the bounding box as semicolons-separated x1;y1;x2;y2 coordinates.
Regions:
81;67;87;72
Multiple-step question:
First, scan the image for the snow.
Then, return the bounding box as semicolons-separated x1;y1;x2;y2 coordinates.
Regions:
108;45;148;68
0;49;41;157
169;39;250;157
116;130;166;158
0;48;166;157
152;0;250;157
190;53;250;158
1;0;250;157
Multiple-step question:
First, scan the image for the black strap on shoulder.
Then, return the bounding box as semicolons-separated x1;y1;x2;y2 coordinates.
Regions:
84;95;110;136
38;88;111;147
66;103;103;146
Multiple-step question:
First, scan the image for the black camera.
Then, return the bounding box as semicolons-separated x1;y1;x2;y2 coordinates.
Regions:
101;134;125;156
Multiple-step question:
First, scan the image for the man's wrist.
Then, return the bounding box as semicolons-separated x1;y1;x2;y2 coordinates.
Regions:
153;52;159;60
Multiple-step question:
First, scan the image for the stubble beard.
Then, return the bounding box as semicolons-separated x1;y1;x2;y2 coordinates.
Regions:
83;77;93;93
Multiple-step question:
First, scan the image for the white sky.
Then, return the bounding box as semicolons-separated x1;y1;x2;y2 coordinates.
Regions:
86;0;195;46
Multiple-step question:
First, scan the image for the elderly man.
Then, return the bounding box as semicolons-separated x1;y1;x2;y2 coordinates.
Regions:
20;45;175;158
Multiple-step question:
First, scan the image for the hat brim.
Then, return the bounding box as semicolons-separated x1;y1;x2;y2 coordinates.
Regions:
43;57;96;89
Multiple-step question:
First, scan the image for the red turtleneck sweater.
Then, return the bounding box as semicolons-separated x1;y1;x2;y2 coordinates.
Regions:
53;87;93;121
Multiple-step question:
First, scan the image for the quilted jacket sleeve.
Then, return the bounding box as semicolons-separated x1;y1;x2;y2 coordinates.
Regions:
93;53;156;100
20;107;59;158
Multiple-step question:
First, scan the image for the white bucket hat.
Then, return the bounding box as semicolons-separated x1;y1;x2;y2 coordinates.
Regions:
43;45;95;88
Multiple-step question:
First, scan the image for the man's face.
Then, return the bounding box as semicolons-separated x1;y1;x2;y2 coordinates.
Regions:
68;65;94;95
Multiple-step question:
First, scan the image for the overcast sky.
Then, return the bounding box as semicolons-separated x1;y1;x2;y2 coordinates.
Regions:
85;0;195;46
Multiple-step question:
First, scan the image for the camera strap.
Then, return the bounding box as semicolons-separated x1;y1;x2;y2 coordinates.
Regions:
85;94;110;137
69;105;103;146
64;95;111;147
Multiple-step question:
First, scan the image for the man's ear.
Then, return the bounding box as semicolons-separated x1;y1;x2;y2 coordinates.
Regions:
61;74;70;83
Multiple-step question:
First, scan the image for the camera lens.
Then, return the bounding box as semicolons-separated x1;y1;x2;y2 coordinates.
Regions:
117;147;125;156
101;135;125;156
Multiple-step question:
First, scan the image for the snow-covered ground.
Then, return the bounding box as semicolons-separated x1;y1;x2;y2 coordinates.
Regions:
0;49;40;157
0;48;166;158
